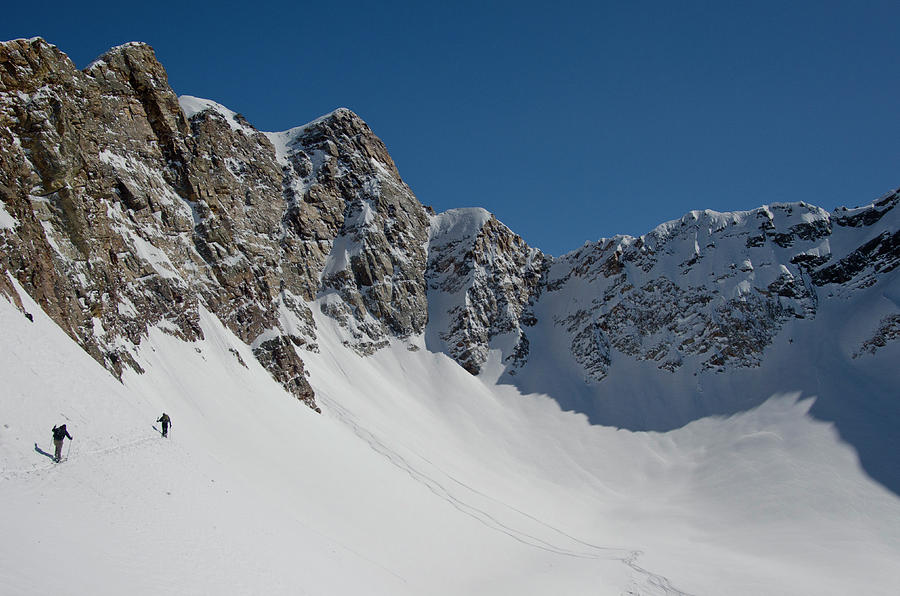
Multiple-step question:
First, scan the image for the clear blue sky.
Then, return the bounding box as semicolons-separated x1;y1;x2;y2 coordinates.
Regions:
5;1;899;255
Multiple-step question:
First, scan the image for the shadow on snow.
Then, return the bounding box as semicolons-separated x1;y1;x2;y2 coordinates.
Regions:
496;345;900;497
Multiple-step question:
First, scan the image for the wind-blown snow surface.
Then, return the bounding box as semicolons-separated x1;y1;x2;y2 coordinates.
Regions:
2;281;900;595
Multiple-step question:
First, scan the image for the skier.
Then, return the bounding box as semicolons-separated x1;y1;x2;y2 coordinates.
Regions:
52;424;72;462
157;413;172;438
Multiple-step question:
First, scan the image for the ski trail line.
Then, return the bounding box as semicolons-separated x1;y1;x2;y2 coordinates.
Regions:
1;429;413;589
1;434;161;481
319;394;696;596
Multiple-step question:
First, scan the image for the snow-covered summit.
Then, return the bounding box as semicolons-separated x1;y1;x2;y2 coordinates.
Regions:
0;36;51;48
263;107;364;164
84;41;158;71
178;95;254;133
293;106;356;132
428;207;493;248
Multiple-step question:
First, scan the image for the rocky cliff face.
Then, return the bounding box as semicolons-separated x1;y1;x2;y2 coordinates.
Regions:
264;108;431;353
554;195;895;378
0;38;428;410
423;193;898;383
425;208;546;374
1;38;898;412
537;202;833;381
1;38;206;383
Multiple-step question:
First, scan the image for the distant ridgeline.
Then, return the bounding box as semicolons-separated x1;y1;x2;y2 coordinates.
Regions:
1;39;898;463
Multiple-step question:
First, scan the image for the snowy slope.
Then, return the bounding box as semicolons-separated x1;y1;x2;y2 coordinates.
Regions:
0;283;415;595
2;40;899;595
496;196;900;491
3;276;900;595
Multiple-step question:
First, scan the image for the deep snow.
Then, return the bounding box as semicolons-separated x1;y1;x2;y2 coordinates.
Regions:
2;275;900;595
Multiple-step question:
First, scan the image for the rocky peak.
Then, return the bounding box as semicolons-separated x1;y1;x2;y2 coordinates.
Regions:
266;107;431;353
86;42;191;166
283;108;400;178
533;197;898;382
0;38;74;93
426;208;546;374
0;38;317;409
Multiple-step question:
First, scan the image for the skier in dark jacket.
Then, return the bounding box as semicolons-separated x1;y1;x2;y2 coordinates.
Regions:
157;413;172;438
52;424;72;462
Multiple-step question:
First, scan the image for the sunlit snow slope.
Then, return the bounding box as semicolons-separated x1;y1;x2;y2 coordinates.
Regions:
2;278;899;596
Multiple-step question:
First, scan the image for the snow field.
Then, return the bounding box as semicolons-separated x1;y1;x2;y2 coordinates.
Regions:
2;278;900;595
0;285;415;595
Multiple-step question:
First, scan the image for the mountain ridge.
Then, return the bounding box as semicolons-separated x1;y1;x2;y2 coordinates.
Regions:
1;37;898;492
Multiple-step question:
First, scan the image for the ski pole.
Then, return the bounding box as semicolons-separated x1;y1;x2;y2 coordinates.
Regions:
65;439;72;461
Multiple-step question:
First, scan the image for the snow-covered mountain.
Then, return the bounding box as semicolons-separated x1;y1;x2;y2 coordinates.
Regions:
2;37;899;595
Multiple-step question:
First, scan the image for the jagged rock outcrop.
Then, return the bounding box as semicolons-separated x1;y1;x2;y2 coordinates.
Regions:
265;108;431;353
426;209;546;374
529;198;898;382
1;39;315;407
0;38;204;381
854;314;900;358
810;192;899;290
0;38;430;410
423;195;898;385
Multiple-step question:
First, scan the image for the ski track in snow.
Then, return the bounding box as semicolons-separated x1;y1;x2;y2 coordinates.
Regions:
1;434;160;481
1;402;692;595
319;394;695;596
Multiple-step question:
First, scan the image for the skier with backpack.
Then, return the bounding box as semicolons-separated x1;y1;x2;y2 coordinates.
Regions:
157;413;172;438
52;424;72;462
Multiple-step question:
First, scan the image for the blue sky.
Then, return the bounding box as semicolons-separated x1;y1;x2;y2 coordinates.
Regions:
5;1;899;255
